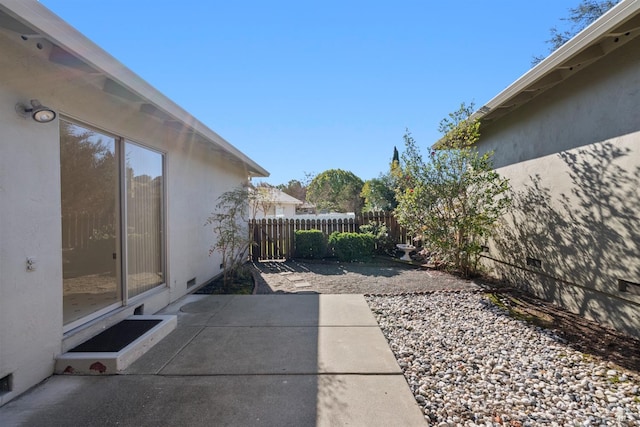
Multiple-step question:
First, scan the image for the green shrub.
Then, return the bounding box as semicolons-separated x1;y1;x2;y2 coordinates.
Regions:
328;232;374;262
295;229;326;259
359;222;395;255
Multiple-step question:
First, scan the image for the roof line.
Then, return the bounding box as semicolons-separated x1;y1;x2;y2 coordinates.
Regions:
0;0;269;177
475;0;640;122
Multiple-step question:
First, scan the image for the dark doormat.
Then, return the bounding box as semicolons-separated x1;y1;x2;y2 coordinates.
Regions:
69;319;161;353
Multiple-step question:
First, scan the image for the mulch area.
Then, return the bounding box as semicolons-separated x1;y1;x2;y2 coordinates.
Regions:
251;257;640;373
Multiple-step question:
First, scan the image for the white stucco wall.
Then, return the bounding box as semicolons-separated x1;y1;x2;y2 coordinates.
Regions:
252;203;298;219
0;23;251;403
478;36;640;338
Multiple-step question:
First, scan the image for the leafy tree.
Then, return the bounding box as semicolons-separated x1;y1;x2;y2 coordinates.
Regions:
532;0;620;65
394;103;512;277
306;169;364;213
276;179;307;201
361;177;397;212
60;121;116;216
361;147;401;212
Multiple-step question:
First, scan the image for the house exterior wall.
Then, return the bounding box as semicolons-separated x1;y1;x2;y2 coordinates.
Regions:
478;36;640;338
0;25;249;403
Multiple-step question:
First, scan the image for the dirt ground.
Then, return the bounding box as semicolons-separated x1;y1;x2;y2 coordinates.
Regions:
252;257;640;373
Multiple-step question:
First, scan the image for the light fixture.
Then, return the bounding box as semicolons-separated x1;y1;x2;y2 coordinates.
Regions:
15;99;57;123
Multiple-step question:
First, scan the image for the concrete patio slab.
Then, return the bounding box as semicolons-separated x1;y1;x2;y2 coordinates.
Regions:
123;325;203;375
318;326;401;373
0;375;318;427
0;294;425;426
159;326;319;375
206;294;322;326
317;374;425;427
318;294;379;326
0;374;424;427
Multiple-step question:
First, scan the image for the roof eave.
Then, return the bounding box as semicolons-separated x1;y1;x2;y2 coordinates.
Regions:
0;0;269;178
474;0;640;124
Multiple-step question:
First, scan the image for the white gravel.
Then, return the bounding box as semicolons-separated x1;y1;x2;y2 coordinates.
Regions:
366;292;640;426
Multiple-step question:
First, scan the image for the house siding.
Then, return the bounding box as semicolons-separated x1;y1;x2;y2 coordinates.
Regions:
477;35;640;338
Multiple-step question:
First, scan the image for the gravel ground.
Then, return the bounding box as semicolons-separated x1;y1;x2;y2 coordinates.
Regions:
252;258;479;294
252;258;640;425
367;292;640;426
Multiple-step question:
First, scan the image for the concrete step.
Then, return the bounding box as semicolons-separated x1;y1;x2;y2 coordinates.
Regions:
55;315;176;375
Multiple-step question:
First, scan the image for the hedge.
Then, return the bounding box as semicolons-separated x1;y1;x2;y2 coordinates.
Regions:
294;229;326;259
328;232;374;262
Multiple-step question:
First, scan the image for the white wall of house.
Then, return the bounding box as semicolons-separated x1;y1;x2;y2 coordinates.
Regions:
253;203;298;219
477;35;640;338
0;9;260;404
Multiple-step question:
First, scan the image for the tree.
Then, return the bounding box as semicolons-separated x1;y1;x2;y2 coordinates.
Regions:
60;121;116;216
248;182;278;219
394;103;512;277
361;176;397;212
306;169;364;213
276;179;307;202
532;0;620;65
206;185;253;290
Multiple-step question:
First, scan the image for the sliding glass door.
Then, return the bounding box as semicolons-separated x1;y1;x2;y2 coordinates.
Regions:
61;122;121;327
61;121;165;329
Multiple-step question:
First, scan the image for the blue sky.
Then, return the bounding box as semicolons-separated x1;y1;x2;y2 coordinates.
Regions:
41;0;579;185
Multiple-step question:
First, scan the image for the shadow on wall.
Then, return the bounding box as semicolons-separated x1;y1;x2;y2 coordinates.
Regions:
490;141;640;337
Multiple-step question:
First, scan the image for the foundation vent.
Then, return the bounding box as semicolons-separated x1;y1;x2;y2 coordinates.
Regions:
618;279;640;296
187;277;196;287
0;373;13;394
526;257;542;268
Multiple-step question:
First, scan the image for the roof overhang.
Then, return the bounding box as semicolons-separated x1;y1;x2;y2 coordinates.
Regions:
474;0;640;125
0;0;269;178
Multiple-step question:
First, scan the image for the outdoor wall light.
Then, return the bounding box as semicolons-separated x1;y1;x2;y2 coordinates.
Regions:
15;99;57;123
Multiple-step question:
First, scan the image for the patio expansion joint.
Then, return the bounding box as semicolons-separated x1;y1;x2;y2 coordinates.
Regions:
202;325;380;328
148;325;208;374
152;372;407;378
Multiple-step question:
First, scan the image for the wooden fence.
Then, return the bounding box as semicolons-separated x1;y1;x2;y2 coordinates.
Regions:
249;211;411;261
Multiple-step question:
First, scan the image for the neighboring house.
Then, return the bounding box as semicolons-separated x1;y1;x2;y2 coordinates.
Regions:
250;187;303;219
0;0;268;405
474;0;640;338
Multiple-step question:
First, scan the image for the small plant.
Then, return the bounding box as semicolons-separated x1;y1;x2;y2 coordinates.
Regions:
295;229;326;259
206;185;252;292
328;232;374;262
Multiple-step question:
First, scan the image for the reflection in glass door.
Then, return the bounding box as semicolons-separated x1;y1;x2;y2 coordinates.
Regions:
61;121;121;327
125;142;164;298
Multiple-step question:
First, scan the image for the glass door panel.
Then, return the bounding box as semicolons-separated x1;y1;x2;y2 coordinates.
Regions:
125;142;164;298
61;121;121;326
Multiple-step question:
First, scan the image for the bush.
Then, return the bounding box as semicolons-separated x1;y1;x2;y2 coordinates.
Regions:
328;232;374;262
359;222;396;255
295;229;326;259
